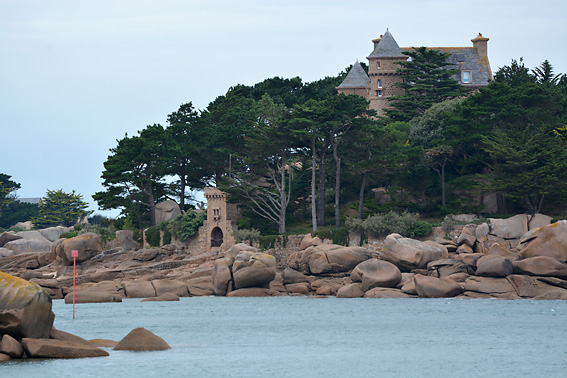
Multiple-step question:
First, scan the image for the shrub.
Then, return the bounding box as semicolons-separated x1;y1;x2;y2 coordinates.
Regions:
233;228;261;244
313;228;350;246
60;231;78;239
345;211;430;238
145;226;160;247
159;210;206;242
258;235;287;251
162;229;172;245
408;221;433;238
332;227;350;246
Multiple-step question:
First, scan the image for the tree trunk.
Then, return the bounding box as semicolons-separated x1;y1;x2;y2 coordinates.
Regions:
333;141;341;228
441;158;446;209
357;171;369;219
144;184;156;226
317;154;326;227
179;162;186;213
311;139;318;232
278;152;287;234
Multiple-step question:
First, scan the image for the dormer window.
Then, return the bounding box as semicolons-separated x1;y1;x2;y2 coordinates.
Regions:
378;79;382;88
462;71;472;84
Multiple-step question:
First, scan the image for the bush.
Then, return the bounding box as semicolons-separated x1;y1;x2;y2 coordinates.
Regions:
162;229;172;245
332;227;350;246
233;228;261;244
60;231;78;239
159;210;206;242
258;235;287;251
408;221;433;238
345;211;431;238
313;228;350;246
145;226;160;247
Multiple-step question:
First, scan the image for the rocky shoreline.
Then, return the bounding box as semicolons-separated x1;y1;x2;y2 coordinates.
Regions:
0;214;566;303
2;214;567;360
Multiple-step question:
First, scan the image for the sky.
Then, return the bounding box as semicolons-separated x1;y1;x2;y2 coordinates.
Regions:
1;0;566;218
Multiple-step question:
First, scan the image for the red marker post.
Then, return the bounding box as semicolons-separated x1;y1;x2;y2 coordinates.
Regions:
72;249;78;319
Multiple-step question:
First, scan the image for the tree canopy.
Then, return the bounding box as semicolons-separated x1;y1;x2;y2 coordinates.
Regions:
33;189;91;228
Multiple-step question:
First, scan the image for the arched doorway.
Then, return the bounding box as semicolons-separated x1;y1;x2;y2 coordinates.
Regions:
211;227;224;247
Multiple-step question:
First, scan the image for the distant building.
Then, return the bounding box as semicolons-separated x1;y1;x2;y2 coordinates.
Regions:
337;29;492;116
16;198;41;204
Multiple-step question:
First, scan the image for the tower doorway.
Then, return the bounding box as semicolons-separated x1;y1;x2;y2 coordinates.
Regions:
211;227;224;247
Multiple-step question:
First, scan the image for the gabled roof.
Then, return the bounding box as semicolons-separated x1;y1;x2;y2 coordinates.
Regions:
368;29;406;59
337;61;369;88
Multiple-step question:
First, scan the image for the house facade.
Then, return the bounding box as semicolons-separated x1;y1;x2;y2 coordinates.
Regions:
337;30;492;116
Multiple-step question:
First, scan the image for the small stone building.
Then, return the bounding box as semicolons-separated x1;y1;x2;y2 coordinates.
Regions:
201;187;239;252
338;29;492;116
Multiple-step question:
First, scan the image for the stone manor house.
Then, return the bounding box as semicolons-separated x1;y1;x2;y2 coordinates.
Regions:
337;29;492;116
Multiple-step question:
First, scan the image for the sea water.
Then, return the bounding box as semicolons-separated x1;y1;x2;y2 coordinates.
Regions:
2;297;566;378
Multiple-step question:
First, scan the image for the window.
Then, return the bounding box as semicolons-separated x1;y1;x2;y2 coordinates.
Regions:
378;79;382;88
376;61;381;69
376;90;383;97
462;71;472;84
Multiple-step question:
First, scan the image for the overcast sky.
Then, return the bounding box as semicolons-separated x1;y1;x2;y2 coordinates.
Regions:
1;0;566;217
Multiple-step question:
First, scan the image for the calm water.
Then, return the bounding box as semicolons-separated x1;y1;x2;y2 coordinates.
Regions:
2;297;566;377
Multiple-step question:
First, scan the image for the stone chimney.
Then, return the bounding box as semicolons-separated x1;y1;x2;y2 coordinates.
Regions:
372;35;383;49
471;33;489;58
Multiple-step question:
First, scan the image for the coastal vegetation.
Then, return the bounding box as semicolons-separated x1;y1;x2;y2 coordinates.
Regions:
1;57;566;239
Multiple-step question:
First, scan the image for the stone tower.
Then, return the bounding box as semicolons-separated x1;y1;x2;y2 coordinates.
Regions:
202;187;238;252
366;29;407;116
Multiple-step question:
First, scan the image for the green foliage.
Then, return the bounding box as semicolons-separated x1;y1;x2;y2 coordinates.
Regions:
32;189;92;228
386;47;465;121
145;226;160;247
408;221;433;238
60;231;78;239
162;229;172;245
0;174;20;210
258;234;287;251
159;210;206;242
345;211;426;238
0;200;39;229
232;228;261;244
88;214;110;225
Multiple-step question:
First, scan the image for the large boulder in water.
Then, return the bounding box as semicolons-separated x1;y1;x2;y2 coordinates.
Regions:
336;283;365;298
22;338;108;358
517;221;567;262
54;233;102;265
351;259;401;291
233;251;276;289
287;244;372;275
413;274;463;298
113;327;170;351
381;234;444;271
0;271;54;339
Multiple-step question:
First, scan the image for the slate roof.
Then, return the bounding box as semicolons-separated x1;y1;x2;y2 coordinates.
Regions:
337;61;369;88
367;29;406;59
401;46;492;86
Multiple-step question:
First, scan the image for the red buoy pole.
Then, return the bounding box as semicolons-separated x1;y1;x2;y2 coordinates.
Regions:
72;250;78;319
